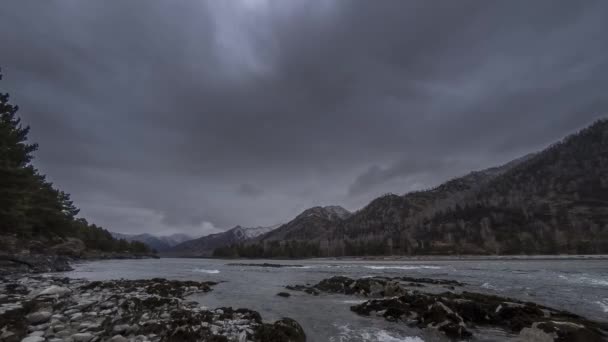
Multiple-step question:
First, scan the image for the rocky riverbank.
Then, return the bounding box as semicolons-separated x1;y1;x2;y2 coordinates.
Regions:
0;276;306;342
0;236;158;277
286;276;608;341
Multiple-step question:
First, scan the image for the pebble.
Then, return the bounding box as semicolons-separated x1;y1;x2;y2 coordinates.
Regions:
26;311;52;324
71;332;94;341
110;335;128;342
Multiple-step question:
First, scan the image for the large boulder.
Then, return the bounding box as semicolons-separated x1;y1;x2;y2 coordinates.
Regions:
51;238;86;257
255;318;306;342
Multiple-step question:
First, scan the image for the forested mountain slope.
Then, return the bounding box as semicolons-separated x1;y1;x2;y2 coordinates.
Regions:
218;120;608;257
164;225;277;257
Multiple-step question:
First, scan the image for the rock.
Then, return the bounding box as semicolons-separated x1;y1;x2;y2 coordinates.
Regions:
255;318;306;342
26;311;52;325
2;275;306;342
71;332;94;342
519;327;555;342
70;312;83;320
110;335;128;342
349;286;606;340
51;238;86;257
112;324;130;334
20;336;44;342
535;321;605;342
277;292;291;298
37;285;71;297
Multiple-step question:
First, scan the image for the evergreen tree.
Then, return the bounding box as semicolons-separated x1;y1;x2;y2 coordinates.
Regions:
0;68;152;254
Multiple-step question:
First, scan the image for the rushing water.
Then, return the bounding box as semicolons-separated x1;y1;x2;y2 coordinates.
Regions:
64;257;608;342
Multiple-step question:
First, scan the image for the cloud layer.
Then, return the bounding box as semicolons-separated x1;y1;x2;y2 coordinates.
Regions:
1;0;606;234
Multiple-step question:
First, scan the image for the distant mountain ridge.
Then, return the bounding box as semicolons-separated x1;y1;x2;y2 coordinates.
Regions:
111;232;194;252
214;119;608;257
163;224;280;257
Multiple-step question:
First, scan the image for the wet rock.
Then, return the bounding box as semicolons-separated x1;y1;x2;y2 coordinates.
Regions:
285;285;319;296
535;321;605;342
277;292;291;298
255;318;306;342
519;326;555;342
351;290;607;340
287;275;461;298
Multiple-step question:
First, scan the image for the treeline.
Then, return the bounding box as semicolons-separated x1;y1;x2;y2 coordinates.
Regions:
212;239;395;258
213;240;322;258
0;69;152;255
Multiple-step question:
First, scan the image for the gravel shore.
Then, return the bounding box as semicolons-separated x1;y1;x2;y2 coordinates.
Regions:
0;275;305;342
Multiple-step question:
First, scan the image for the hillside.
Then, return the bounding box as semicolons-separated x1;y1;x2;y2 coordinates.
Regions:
164;225;278;257
258;206;351;242
111;232;194;252
218;120;608;257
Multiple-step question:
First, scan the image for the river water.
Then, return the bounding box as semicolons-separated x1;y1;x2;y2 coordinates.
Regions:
64;257;608;342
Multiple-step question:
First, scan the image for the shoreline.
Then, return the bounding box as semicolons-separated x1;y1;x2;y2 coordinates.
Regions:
160;254;608;262
0;274;305;342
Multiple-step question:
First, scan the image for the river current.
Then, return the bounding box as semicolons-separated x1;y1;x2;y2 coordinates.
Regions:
64;257;607;341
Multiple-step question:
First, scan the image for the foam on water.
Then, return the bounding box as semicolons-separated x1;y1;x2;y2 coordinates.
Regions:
340;299;367;304
596;299;608;313
330;324;424;342
193;269;220;274
481;282;502;291
363;265;441;270
559;274;608;286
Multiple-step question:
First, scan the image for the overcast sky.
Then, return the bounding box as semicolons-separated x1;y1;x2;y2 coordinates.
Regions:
1;1;607;236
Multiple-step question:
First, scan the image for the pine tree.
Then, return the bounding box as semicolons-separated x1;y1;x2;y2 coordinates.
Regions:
0;69;39;236
0;68;151;254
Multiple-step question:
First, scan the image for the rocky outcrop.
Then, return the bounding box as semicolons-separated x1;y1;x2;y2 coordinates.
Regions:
51;238;86;257
286;275;463;298
0;235;159;276
288;276;607;341
351;291;607;341
0;254;72;276
0;276;306;342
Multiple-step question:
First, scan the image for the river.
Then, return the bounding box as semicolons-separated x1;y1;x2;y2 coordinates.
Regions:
63;257;608;341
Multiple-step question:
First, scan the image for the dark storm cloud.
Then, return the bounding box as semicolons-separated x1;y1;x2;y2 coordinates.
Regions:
1;0;607;234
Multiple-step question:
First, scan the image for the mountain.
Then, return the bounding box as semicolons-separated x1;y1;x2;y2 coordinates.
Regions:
219;119;608;257
164;225;279;257
111;233;194;252
257;206;351;242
